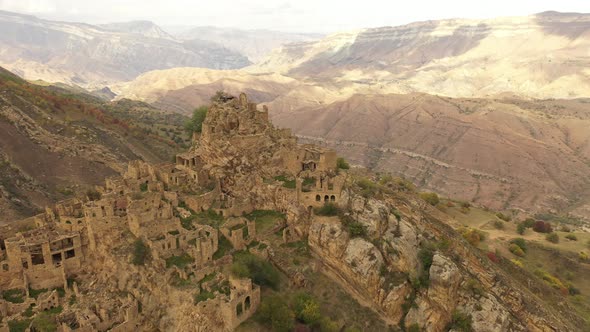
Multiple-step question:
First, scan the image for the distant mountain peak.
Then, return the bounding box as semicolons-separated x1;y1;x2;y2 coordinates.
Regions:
99;20;174;39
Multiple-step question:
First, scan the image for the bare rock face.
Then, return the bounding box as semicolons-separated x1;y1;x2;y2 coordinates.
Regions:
466;296;512;332
308;188;580;331
428;254;462;309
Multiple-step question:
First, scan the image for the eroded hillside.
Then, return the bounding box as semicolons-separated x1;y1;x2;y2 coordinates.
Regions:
0;67;189;221
0;93;587;331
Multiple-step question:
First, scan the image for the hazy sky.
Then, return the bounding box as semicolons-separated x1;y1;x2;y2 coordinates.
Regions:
0;0;588;33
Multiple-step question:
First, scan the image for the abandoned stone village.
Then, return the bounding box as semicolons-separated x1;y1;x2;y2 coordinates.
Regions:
1;92;579;332
0;92;347;331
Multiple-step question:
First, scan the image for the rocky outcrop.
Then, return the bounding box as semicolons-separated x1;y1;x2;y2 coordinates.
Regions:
307;189;582;331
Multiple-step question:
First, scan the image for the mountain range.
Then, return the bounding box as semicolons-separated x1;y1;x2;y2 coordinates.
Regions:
1;10;590;220
101;12;590;219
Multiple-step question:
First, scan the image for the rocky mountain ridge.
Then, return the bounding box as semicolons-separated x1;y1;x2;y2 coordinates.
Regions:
0;10;251;88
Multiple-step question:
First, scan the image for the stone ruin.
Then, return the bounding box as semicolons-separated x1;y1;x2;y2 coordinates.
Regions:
0;92;346;331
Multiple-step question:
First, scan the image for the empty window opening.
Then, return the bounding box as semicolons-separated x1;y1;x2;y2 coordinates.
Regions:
65;249;76;259
31;253;45;265
52;253;62;265
245;296;251;310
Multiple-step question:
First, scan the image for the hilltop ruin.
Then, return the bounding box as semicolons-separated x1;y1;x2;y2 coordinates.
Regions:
0;92;582;331
0;92;345;331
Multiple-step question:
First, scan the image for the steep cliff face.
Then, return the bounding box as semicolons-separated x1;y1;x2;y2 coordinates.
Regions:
255;12;590;99
307;187;583;331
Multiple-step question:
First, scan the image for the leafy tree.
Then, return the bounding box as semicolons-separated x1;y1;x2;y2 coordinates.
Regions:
545;233;559;243
314;203;340;216
231;252;280;289
522;218;536;228
320;317;340;332
533;221;553;233
419;192;440;206
509;238;527;252
256;295;294;332
337;157;350;169
184;106;208;134
493;220;504;230
86;189;101;201
292;292;321;325
509;244;525;257
447;310;473;332
516;222;526;235
461;228;486;247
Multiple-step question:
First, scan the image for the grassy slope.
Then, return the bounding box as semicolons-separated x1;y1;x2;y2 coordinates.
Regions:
442;201;590;327
0;67;190;221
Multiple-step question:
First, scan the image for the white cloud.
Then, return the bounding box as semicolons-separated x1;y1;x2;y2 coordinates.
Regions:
0;0;588;33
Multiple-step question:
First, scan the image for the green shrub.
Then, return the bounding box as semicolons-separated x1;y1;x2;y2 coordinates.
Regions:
184;106;208;134
408;323;422;332
346;221;367;238
165;253;194;269
139;182;148;192
461;228;486;246
509;244;525;257
32;311;58;332
419;192;440;206
274;175;296;189
314;203;340;216
194;290;215;304
418;248;434;271
337;157;350;169
493;220;504;230
292;292;321;325
8;319;32;332
86;189;101;201
516;223;526;235
213;236;233;260
132;239;150;266
256;295;294;332
301;177;316;191
565;234;578;241
447;310;473;332
509;238;527;252
496;212;511;222
465;279;484;296
29;288;48;299
522;218;535;228
319;317;340;332
546;233;559;243
534;269;566;290
231;252;280;289
2;289;25;303
356;178;379;198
